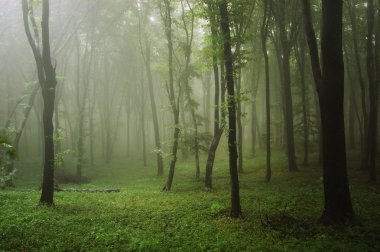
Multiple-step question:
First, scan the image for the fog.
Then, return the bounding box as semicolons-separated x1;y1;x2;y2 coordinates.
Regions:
0;0;379;250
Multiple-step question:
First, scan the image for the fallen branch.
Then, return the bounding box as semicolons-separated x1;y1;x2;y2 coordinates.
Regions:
55;188;120;193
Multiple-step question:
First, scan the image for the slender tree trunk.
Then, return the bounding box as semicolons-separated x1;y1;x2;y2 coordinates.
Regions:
347;2;369;167
343;44;361;150
140;72;147;167
23;0;57;205
219;0;242;218
251;100;257;156
205;2;222;190
296;38;309;166
145;41;164;176
261;0;271;182
302;0;323;166
366;0;379;183
236;67;244;173
162;0;180;191
5;84;39;187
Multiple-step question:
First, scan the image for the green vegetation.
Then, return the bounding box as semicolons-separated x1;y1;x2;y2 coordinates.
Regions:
1;153;379;251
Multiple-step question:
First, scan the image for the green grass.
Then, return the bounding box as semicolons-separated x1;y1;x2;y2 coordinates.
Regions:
1;151;380;251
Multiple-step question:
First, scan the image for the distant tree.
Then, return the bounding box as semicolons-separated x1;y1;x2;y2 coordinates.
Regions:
22;0;58;205
261;0;272;182
179;0;201;179
364;0;379;183
4;83;39;187
294;34;310;166
272;0;299;172
0;135;16;188
137;1;164;176
345;0;369;165
229;0;255;174
219;0;242;218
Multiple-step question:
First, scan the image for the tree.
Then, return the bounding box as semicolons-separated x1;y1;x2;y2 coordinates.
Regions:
365;0;379;183
302;0;354;224
137;1;164;176
4;83;39;187
219;0;242;218
0;135;16;188
204;0;225;190
346;1;369;166
261;0;271;182
272;0;299;172
294;35;310;166
22;0;58;205
179;0;201;179
161;0;180;191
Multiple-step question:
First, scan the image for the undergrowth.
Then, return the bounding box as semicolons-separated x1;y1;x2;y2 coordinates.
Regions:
0;151;379;251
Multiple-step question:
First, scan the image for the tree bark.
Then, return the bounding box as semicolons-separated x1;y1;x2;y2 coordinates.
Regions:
219;0;242;218
303;0;354;224
319;0;354;224
274;0;298;171
295;37;309;166
22;0;57;206
261;0;271;182
145;41;164;176
205;1;223;190
4;84;39;187
365;0;379;183
347;2;369;164
162;0;180;191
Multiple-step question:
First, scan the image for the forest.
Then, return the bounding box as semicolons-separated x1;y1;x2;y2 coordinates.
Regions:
0;0;379;251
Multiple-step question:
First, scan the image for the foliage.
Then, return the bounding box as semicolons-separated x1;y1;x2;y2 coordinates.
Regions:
0;154;379;251
0;134;16;188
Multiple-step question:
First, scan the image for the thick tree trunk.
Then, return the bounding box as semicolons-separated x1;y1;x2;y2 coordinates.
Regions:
319;0;354;224
219;0;242;218
303;0;354;224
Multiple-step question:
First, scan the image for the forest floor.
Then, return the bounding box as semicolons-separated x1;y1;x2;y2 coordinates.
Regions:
1;151;380;251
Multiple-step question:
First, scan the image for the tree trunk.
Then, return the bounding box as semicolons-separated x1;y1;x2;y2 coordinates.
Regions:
22;0;57;206
4;84;39;187
162;0;180;191
319;0;354;224
261;0;271;182
140;72;147;167
219;0;242;218
205;2;223;190
145;41;164;176
366;0;379;183
302;0;323;166
236;68;244;173
347;2;369;167
296;37;309;166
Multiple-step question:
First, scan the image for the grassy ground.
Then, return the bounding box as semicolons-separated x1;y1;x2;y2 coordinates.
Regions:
1;151;380;251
